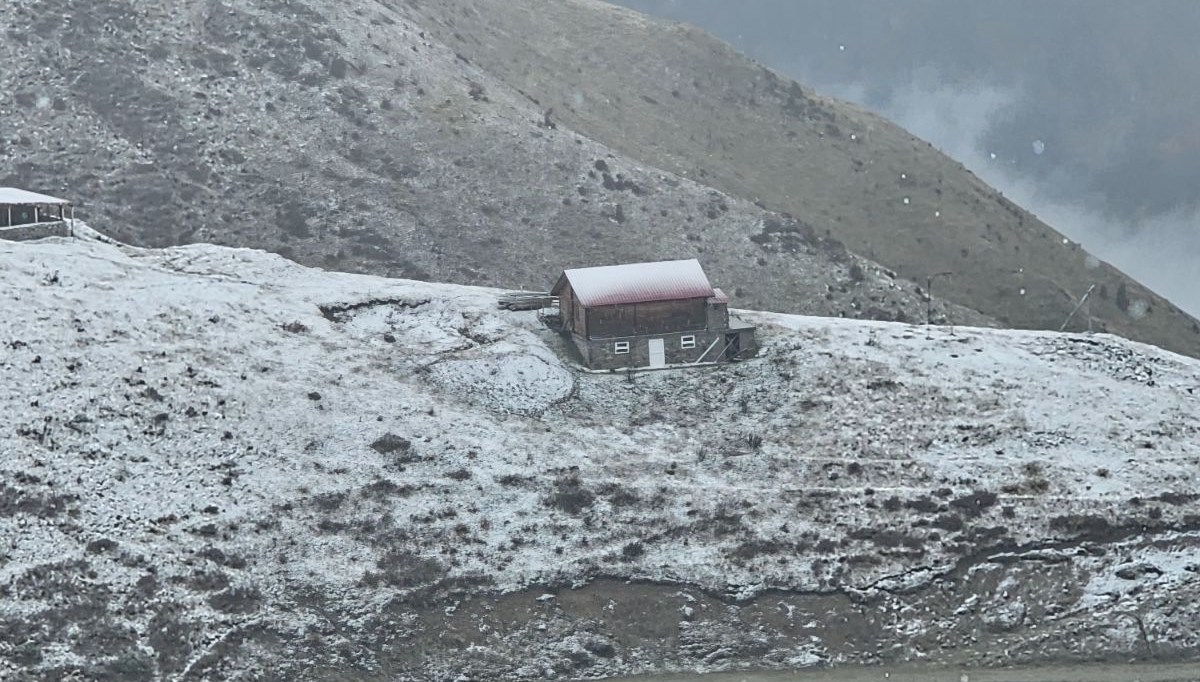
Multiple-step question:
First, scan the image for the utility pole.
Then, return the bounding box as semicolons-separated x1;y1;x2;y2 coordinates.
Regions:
1060;284;1097;332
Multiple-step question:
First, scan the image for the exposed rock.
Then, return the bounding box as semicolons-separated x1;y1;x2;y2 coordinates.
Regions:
1116;563;1164;580
984;599;1027;633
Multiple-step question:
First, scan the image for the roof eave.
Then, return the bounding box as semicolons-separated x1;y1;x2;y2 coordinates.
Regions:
0;188;71;205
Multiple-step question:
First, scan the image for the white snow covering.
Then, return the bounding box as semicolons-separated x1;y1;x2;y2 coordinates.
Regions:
557;258;713;307
427;346;574;415
2;230;1200;666
1076;539;1200;609
0;187;70;205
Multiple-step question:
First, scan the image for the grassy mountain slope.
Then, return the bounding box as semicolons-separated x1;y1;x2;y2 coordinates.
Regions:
0;0;983;329
404;0;1200;359
2;232;1199;678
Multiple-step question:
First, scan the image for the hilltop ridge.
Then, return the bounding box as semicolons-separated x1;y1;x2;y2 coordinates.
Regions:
3;0;1198;359
2;232;1199;678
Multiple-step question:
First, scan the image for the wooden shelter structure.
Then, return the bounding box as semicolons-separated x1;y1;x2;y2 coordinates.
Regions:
0;188;74;240
0;188;73;227
550;259;755;370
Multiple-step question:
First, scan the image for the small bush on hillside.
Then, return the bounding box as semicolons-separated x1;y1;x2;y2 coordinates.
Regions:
1022;461;1050;494
361;477;414;500
208;586;263;614
370;433;411;454
950;490;998;517
547;474;594;515
360;551;446;589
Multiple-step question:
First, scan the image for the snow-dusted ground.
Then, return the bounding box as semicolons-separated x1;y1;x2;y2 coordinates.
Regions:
2;231;1198;679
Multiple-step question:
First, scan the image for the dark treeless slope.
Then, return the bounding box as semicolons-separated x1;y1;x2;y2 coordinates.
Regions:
0;0;983;328
404;0;1200;359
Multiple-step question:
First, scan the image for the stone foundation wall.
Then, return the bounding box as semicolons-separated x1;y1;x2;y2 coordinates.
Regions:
578;330;725;370
0;221;72;241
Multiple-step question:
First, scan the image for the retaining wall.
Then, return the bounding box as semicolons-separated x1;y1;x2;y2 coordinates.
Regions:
0;222;72;241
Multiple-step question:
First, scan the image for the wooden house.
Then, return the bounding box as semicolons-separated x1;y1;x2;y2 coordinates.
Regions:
550;259;756;370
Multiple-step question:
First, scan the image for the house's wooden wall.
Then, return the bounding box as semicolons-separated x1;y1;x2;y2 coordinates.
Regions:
572;291;586;336
559;284;574;332
585;298;707;339
706;301;729;330
554;283;589;337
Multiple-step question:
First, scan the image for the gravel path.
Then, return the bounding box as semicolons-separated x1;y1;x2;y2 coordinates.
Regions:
610;661;1200;682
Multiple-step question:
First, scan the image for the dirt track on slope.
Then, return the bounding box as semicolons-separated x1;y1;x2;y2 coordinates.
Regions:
608;661;1200;681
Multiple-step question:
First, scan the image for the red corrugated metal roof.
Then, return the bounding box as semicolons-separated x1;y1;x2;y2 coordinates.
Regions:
557;259;714;307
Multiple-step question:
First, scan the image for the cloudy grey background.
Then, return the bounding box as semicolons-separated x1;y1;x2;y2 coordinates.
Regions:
611;0;1200;318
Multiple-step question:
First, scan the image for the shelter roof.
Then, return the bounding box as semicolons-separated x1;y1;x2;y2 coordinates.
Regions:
554;259;714;307
0;188;70;205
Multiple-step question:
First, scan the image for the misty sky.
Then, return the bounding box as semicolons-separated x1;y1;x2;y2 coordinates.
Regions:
611;0;1200;319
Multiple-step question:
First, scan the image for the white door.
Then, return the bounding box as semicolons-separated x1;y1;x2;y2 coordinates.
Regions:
648;338;666;368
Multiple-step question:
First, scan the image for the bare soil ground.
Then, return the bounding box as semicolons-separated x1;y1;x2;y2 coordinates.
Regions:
610;661;1200;682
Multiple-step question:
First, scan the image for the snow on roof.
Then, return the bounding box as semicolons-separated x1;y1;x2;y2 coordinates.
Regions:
0;187;70;205
556;258;714;307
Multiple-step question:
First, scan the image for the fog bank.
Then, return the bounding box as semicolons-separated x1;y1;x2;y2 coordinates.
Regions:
611;0;1200;319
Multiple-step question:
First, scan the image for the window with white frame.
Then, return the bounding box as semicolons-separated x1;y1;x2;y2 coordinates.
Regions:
614;341;631;354
680;335;696;349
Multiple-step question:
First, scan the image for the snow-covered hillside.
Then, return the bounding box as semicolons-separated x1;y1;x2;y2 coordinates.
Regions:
2;232;1199;679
